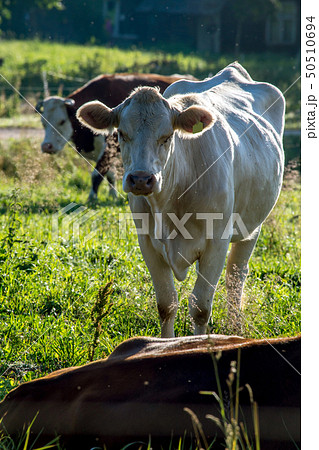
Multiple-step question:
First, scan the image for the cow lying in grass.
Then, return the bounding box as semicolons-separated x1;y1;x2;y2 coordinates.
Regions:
77;62;285;336
0;334;300;449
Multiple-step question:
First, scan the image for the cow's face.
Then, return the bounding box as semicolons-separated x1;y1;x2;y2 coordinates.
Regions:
77;87;214;196
38;97;74;154
118;91;175;195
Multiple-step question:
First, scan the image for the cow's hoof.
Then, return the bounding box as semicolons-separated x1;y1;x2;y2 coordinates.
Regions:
109;188;118;199
88;192;98;203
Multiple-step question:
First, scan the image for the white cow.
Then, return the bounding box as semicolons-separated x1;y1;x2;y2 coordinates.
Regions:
77;62;285;338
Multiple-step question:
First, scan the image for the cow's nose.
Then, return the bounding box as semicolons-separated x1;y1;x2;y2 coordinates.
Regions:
127;171;156;195
42;143;54;154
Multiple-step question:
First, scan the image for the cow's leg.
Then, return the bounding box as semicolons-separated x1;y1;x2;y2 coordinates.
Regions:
226;227;261;332
88;148;114;201
89;168;104;201
189;240;230;335
138;235;178;338
89;168;117;200
106;169;117;198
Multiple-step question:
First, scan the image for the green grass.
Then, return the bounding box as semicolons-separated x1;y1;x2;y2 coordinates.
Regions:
0;135;300;405
0;40;300;129
0;40;301;449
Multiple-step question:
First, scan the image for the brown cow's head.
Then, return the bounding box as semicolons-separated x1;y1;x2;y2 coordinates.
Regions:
38;97;75;154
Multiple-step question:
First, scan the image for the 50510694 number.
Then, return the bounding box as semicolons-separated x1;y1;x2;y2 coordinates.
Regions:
306;16;316;78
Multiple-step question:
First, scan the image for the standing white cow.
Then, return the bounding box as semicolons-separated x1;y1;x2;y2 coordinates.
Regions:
77;63;285;338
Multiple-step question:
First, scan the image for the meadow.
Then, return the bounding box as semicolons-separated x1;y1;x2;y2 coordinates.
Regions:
0;41;300;448
0;140;300;394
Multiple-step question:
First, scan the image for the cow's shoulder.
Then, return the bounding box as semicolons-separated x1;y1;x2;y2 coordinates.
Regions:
68;74;114;107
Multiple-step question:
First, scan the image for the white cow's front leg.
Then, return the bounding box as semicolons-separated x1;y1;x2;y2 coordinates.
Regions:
138;235;178;338
189;240;230;335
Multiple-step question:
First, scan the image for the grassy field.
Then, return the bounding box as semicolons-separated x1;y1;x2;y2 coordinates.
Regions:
0;134;300;402
0;41;300;448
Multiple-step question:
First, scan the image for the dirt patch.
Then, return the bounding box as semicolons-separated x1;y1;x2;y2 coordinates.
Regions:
0;128;43;140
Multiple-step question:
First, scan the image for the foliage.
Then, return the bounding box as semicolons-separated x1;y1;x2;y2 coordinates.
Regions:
0;0;64;15
0;0;11;28
1;0;105;43
230;0;280;23
0;0;63;34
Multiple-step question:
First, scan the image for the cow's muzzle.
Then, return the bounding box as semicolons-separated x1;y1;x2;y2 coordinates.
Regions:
126;171;156;195
41;143;59;154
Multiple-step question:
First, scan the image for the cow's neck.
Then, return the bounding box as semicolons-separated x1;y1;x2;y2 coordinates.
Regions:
146;137;202;215
143;140;203;277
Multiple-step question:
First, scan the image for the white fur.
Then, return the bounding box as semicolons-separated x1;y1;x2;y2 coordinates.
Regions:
41;97;116;198
41;97;73;153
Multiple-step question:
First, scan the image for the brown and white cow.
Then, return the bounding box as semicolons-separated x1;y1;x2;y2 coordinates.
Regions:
77;62;285;337
37;73;192;200
0;334;300;449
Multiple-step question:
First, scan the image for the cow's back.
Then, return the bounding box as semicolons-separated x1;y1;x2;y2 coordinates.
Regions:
68;73;191;109
164;62;285;137
164;62;252;97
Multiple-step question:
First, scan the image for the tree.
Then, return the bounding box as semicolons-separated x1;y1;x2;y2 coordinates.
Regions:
0;0;64;34
0;0;11;30
229;0;280;56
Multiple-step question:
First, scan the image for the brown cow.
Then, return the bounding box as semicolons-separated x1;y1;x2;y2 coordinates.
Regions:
0;334;300;449
36;73;193;200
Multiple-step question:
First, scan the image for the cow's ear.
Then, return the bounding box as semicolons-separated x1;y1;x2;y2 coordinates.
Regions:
77;101;118;133
173;105;215;136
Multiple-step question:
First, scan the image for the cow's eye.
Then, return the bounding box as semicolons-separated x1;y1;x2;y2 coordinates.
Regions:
59;120;66;126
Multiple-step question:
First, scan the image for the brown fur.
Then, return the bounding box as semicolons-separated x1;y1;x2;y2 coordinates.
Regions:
0;334;300;450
